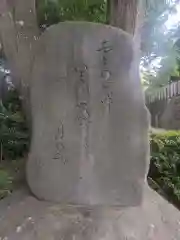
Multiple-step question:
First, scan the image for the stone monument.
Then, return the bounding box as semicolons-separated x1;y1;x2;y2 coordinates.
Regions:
27;22;149;205
1;22;180;240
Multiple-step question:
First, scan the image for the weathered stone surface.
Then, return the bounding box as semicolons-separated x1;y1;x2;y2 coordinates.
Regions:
160;96;180;130
0;186;180;240
27;22;149;205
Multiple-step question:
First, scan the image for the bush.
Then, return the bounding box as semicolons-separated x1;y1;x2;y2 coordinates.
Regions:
37;0;106;28
0;89;29;160
0;169;13;199
149;129;180;208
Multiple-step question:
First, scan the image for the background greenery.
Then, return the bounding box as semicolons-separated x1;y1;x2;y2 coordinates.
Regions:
149;129;180;209
37;0;107;28
0;89;29;199
0;89;29;161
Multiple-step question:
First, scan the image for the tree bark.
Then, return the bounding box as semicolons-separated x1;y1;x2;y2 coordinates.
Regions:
108;0;139;35
108;0;144;66
0;0;39;123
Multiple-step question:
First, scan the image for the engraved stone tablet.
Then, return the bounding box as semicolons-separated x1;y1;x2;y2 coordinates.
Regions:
27;22;149;205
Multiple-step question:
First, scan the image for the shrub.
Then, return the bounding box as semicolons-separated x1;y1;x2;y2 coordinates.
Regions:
0;169;13;199
0;89;29;160
149;129;180;208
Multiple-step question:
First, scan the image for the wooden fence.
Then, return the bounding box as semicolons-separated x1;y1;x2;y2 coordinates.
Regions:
146;80;180;104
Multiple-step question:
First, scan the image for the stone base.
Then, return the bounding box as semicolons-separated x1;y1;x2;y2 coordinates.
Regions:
0;185;180;239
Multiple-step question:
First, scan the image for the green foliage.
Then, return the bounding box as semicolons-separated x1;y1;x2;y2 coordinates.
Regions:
0;89;29;160
0;170;13;199
0;159;25;199
149;130;180;207
37;0;107;28
142;0;179;63
143;37;180;92
141;1;180;90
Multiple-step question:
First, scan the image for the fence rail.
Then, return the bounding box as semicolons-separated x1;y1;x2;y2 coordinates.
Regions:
146;80;180;104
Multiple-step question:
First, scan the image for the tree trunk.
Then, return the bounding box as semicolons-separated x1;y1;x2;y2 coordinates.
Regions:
108;0;139;35
108;0;144;67
0;0;39;123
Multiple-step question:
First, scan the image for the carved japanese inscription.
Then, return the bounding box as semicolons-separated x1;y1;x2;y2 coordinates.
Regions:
53;122;67;164
74;64;90;156
97;40;113;111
